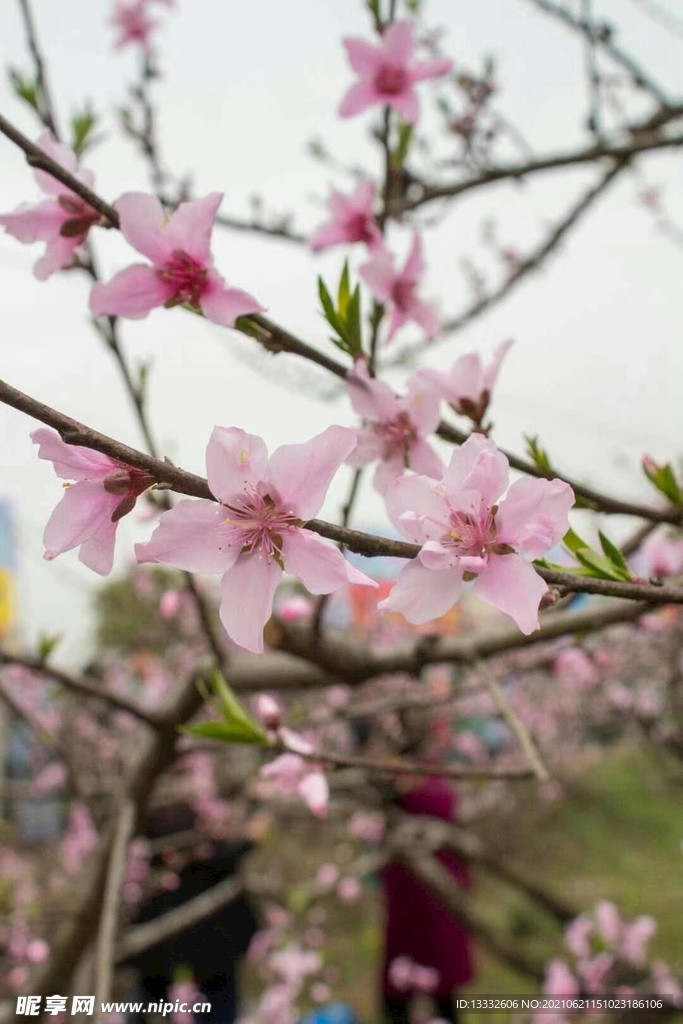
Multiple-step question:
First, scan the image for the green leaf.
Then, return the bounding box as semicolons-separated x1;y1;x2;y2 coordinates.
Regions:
563;528;590;557
9;68;38;111
318;276;348;343
191;669;270;747
37;632;61;662
338;261;351;320
181;719;268;746
598;531;632;577
524;434;554;474
346;285;363;357
71;104;100;157
575;547;631;582
643;459;682;504
534;558;594;577
392;122;414;169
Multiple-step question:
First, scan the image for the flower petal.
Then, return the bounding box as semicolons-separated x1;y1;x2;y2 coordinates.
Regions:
380;558;462;624
282;529;377;593
89;264;170;319
116;192;172;264
32;428;116;481
347;359;398;421
165;192;222;264
389;89;420;125
403;232;424;284
0;200;64;243
33;132;79;196
496;477;574;559
338;81;378;118
473;553;547;634
409;438;443;478
411;57;453;82
298;771;329;818
78;517;118;575
443;433;500;496
205;427;269;502
343;37;382;75
384;474;449;543
268;425;357;519
43;481;118;564
219;553;282;653
382;21;415;64
360;248;396;302
482;338;513;393
34;236;81;280
135;499;240;573
199;273;263;326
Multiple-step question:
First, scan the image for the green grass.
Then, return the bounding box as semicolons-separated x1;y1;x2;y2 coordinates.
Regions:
246;744;683;1023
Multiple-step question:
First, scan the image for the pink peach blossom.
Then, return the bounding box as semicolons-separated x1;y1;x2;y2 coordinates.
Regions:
419;340;512;425
0;132;99;280
544;959;579;997
110;1;156;53
620;916;656;967
594;900;622;945
260;753;329;818
160;589;181;618
380;433;574;634
339;20;452;124
33;429;154;576
309;181;381;252
361;234;441;343
346;358;443;492
90;192;262;327
336;876;362;902
564;914;593;958
135;425;377;652
642;531;683;577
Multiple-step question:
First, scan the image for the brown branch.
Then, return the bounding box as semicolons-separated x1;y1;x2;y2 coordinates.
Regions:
94;799;135;1023
299;746;536;781
116;874;243;962
0;649;163;728
436;421;682;524
17;0;60;138
396;115;683;213
214;212;306;244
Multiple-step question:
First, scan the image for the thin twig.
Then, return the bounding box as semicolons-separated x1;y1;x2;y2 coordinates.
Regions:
474;661;549;781
93;799;135;1023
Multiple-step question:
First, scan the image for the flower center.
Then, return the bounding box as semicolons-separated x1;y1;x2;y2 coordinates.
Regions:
375;64;410;96
374;412;418;464
158;250;208;308
347;212;374;244
223;487;300;561
391;279;415;311
444;508;497;559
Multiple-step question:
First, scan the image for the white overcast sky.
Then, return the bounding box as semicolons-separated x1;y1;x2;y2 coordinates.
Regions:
1;0;682;664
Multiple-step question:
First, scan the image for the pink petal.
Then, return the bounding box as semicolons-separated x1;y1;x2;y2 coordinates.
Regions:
43;481;118;566
32;428;116;481
338;81;378;118
442;352;485;403
380;558;462;624
165;192;222;264
419;540;459;571
350;180;376;214
389;89;420;125
409;297;441;338
0;200;64;243
360;248;396;302
343;37;382;75
135;499;241;573
474;554;547;634
346;427;383;469
219;553;283;653
411;57;453;82
405;372;442;434
309;222;353;252
443;434;500;495
267;425;357;519
457;447;509;509
496;477;574;559
282;529;377;593
482;338;513;393
385;305;409;343
78;516;118;575
33;131;78;196
403;232;424;284
199;273;263;326
205;426;269;502
347;360;398;421
89;264;170;319
374;455;405;495
382;21;415;64
409;438;443;478
116;192;172;264
384;474;449;543
34;236;81;280
298;771;329;818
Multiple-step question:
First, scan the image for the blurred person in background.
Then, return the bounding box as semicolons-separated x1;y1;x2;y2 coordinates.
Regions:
124;801;259;1024
379;708;475;1024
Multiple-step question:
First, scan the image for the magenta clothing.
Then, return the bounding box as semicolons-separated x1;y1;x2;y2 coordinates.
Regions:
381;776;475;998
